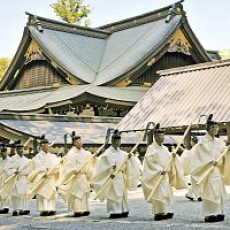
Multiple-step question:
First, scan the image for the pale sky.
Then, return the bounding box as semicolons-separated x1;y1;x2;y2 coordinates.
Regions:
0;0;229;57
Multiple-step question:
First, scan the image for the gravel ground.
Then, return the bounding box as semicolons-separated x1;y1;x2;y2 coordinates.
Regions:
0;187;230;230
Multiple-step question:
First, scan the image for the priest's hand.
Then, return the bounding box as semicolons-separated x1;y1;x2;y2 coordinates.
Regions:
14;170;19;175
160;170;166;175
43;173;48;178
74;170;79;175
110;174;115;179
212;160;218;166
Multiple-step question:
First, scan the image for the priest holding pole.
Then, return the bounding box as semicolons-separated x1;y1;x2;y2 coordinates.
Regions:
191;115;230;222
141;123;187;221
92;130;140;218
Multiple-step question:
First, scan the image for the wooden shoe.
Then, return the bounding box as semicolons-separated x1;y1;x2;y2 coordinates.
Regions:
154;213;167;221
216;214;224;222
185;194;194;201
82;211;90;216
166;213;174;219
40;211;48;216
109;213;123;218
205;215;217;223
0;208;9;214
74;212;84;217
12;210;18;216
47;211;56;216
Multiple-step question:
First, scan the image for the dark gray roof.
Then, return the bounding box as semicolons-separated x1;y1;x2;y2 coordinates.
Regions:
29;14;182;85
0;2;211;91
94;16;181;85
29;27;107;83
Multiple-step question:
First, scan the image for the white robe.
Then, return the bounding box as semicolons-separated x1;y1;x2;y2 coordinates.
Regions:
92;146;140;215
180;148;199;199
191;133;230;216
29;151;59;212
0;156;12;209
142;142;187;214
60;146;92;213
7;154;31;210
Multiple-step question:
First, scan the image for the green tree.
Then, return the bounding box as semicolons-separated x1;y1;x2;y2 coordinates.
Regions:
51;0;91;25
0;57;11;79
219;49;230;59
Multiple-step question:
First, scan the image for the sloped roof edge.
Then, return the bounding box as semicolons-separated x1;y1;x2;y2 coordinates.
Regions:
158;58;230;76
0;85;147;113
97;1;184;32
181;19;211;62
26;12;111;39
0;28;31;91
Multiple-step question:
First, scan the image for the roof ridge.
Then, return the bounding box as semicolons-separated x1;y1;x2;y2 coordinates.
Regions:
158;59;230;76
26;12;111;38
96;1;185;32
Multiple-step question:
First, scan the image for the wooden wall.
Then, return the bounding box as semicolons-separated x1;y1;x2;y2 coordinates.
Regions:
13;60;67;90
131;52;195;85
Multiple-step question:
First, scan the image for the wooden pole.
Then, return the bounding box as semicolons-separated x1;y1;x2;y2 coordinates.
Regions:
184;130;191;150
147;129;154;146
146;122;192;202
226;122;230;145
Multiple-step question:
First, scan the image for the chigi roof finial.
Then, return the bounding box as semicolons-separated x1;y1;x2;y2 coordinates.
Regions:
165;0;185;23
26;12;44;32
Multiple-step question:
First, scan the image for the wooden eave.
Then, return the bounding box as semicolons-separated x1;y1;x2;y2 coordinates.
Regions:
0;113;122;123
70;92;136;107
0;123;37;144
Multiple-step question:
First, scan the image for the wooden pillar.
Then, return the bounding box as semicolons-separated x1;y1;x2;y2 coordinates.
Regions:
147;129;154;146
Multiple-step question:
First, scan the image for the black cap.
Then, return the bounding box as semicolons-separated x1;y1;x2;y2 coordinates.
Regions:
0;145;7;153
72;135;81;140
71;131;81;143
15;140;24;148
154;123;164;135
39;135;49;145
206;114;218;130
112;129;121;140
